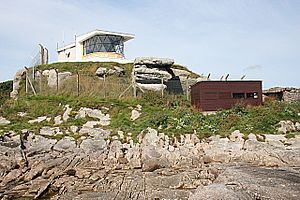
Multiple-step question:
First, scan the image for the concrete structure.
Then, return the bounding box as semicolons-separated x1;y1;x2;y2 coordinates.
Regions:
57;30;134;63
263;87;300;103
191;81;262;111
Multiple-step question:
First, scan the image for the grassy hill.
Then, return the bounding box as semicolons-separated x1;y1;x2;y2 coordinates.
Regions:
0;93;299;140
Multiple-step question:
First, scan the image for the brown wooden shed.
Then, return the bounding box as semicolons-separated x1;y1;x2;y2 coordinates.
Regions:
191;80;262;111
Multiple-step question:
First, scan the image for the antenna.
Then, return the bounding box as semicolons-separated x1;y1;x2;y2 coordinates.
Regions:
225;74;229;81
220;75;224;81
241;74;246;80
207;73;211;79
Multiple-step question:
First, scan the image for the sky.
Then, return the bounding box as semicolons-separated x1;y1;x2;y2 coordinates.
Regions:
0;0;300;88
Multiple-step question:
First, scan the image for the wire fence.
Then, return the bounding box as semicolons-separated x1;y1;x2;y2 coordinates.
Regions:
24;70;133;98
24;69;195;100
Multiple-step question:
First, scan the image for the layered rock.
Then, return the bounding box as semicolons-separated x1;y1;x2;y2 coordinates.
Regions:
1;127;300;199
133;57;207;94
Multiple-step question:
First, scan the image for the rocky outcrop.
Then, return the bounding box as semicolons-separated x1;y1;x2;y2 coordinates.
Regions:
1;127;300;199
10;69;26;99
95;66;125;77
277;120;300;134
263;87;300;102
133;57;207;94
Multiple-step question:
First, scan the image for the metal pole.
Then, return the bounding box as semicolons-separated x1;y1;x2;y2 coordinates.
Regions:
39;71;42;95
55;69;59;93
25;67;28;94
132;72;137;98
45;48;49;64
77;71;80;96
186;77;189;101
161;78;164;98
103;74;106;98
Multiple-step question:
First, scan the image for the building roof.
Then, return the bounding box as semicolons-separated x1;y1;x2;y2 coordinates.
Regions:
191;80;262;87
57;29;135;52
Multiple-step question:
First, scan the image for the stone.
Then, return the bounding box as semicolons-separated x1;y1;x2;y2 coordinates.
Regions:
28;116;47;124
278;120;296;134
47;69;72;88
136;104;142;111
96;67;107;77
247;133;257;141
82;121;101;128
53;137;76;152
70;125;79;133
141;128;159;146
0;116;10;125
117;131;124;140
79;127;110;139
54;115;63;125
295;122;300;131
80;138;107;154
229;130;244;142
134;57;174;66
130;109;141;121
10;68;26;99
136;83;167;92
17;112;27;117
40;126;61;136
76;107;110;125
63;105;72;121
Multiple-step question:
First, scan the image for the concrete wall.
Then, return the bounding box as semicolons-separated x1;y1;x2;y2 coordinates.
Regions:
57;46;76;62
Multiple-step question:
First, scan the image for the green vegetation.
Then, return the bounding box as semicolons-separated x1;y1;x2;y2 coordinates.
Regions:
1;92;299;140
36;62;134;77
0;80;12;107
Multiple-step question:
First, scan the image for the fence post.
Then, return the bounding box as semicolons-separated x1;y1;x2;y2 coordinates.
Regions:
77;71;80;96
25;67;28;94
132;72;137;98
45;48;49;64
161;78;164;98
39;44;45;65
103;74;106;98
55;69;59;93
39;70;42;95
186;76;189;101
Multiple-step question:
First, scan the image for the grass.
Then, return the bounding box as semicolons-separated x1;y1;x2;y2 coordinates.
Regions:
1;92;299;141
0;80;12;107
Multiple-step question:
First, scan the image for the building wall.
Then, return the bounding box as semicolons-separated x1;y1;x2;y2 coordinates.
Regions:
191;81;262;111
57;46;76;61
83;52;123;60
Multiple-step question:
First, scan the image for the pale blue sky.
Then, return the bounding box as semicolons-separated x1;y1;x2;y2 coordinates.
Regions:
0;0;300;88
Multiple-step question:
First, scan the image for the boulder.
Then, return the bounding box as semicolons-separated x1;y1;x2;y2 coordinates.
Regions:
63;105;72;121
80;138;107;154
47;69;72;88
95;67;107;77
130;109;141;121
28;116;48;124
53;137;76;152
76;107;110;125
10;69;26;99
134;57;174;66
0;116;10;125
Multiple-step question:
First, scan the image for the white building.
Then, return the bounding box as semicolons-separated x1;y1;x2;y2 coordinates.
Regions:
57;29;135;63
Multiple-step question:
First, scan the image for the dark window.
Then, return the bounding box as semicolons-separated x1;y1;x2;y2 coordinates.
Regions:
232;93;245;99
83;35;124;55
246;92;258;99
